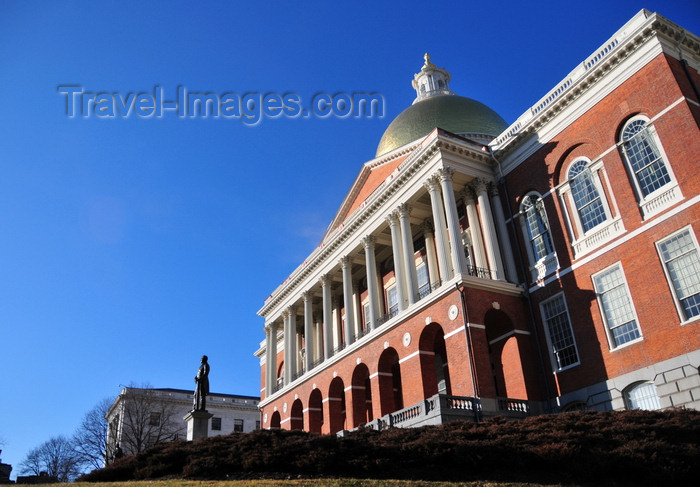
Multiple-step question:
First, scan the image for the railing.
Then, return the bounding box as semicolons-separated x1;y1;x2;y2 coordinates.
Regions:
310;357;324;370
498;398;530;413
331;343;346;355
376;308;399;326
354;394;530;434
466;265;495;280
354;327;370;341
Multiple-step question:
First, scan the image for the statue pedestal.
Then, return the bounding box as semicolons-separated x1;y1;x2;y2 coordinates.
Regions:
183;410;213;441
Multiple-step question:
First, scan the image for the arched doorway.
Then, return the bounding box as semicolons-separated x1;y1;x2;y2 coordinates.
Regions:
485;309;526;399
418;323;452;398
328;376;346;434
269;410;281;429
308;388;323;433
351;363;373;427
290;399;304;431
377;347;403;415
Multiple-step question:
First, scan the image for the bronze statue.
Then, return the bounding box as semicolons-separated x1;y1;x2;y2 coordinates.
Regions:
193;355;210;411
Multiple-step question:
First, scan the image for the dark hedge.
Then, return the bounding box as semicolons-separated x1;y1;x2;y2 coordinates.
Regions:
79;409;700;485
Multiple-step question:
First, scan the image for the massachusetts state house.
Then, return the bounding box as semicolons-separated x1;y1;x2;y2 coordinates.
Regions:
255;9;700;434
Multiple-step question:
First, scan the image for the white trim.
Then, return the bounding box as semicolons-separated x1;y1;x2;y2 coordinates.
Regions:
444;326;465;339
539;292;581;372
398;350;421;364
488;329;531;346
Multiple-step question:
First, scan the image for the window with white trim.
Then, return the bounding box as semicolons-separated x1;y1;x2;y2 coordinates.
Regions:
416;264;430;298
363;302;371;328
520;193;557;280
540;293;579;371
593;263;641;348
233;419;244;432
656;228;700;322
620;118;671;195
211;417;222;431
568;159;608;232
386;285;398;316
625;381;660;410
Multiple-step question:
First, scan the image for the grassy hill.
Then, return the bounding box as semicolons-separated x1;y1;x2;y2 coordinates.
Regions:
80;410;700;485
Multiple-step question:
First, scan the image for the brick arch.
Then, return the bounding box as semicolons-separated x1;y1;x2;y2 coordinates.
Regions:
418;322;452;397
351;363;373;428
484;309;527;399
307;388;323;434
328;376;346;434
377;347;403;416
290;398;304;431
269;410;281;430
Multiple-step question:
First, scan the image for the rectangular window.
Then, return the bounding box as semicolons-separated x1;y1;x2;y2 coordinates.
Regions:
417;265;430;298
234;419;244;432
593;264;641;348
211;417;222;431
255;420;261;430
149;412;160;426
363;302;371;327
657;228;700;321
540;293;579;371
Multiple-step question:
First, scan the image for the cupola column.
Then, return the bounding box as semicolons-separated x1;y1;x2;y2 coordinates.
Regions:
473;178;504;280
490;185;518;282
340;256;356;347
421;221;440;288
425;177;453;281
362;236;379;331
302;291;313;373
387;212;408;311
462;190;488;270
321;274;332;360
438;168;467;276
398;204;419;305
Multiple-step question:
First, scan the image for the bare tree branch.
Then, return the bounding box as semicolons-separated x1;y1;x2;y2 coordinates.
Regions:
72;397;113;470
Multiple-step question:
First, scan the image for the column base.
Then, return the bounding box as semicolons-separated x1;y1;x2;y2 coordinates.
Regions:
183;410;213;441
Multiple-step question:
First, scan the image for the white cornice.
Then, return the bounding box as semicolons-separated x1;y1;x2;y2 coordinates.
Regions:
491;10;700;172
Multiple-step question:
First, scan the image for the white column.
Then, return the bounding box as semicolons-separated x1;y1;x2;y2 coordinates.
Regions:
463;190;488;270
265;323;277;396
490;185;518;282
398;204;418;305
282;310;292;385
425;177;452;280
438;168;467;276
387;212;408;311
422;221;440;286
321;274;332;359
289;306;298;380
362;235;379;331
474;178;504;279
340;256;355;346
303;291;313;372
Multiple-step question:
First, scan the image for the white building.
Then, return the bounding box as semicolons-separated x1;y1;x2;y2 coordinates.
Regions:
105;387;260;458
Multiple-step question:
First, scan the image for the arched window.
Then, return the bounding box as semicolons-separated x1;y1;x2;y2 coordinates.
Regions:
619;116;681;218
522;194;554;261
568;159;607;232
620;117;670;198
625;381;660;410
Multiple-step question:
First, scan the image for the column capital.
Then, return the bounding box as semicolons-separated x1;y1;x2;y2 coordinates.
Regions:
421;219;434;235
339;255;351;269
437;166;455;182
397;203;412;218
287;305;297;316
472;177;491;195
361;234;376;250
320;273;331;286
490;184;500;197
385;211;399;226
423;176;440;192
301;290;311;302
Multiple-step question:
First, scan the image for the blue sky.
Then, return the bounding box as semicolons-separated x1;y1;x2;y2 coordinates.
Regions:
1;0;698;476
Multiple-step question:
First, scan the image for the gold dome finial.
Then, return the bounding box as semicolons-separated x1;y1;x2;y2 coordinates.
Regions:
423;53;435;69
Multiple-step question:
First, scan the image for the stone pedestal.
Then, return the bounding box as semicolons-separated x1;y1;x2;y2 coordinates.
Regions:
183;410;213;441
